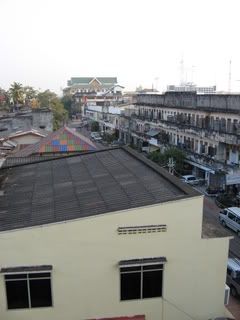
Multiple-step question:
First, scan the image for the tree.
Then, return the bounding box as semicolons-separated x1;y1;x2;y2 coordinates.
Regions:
23;86;38;107
61;95;72;115
149;147;186;173
91;121;100;132
37;90;68;130
0;88;10;111
51;99;68;130
8;82;24;108
37;90;57;108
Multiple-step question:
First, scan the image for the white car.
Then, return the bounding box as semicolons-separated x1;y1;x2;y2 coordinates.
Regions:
90;132;102;141
180;175;199;186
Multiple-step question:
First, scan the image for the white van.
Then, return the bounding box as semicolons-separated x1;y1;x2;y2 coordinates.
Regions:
227;258;240;297
219;207;240;236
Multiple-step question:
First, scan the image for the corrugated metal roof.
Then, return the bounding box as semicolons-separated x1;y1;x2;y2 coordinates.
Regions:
0;147;198;232
146;129;160;137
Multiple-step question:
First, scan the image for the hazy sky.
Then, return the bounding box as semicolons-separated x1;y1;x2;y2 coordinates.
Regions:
1;0;240;94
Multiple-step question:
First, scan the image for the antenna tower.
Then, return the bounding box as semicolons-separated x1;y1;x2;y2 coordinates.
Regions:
180;56;184;85
228;60;232;93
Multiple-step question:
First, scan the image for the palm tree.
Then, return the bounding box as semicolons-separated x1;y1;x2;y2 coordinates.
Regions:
8;82;24;110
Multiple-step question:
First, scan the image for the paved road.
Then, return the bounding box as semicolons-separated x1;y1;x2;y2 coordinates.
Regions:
203;196;240;258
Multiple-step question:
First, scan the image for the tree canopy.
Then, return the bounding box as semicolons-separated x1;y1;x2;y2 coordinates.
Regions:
37;90;68;130
148;147;186;173
1;83;69;130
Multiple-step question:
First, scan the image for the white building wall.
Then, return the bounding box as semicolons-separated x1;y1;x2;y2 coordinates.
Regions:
0;196;230;320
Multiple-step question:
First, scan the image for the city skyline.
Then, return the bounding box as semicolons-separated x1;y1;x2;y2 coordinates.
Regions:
1;0;240;94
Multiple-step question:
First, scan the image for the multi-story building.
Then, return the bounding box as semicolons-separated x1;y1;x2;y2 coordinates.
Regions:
63;77;121;95
64;77;124;117
122;91;240;189
0;147;232;320
167;83;217;94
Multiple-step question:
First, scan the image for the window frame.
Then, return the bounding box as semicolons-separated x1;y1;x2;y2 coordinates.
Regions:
119;263;164;301
4;271;53;310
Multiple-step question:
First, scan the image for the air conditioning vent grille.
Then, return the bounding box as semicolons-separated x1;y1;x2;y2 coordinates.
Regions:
118;224;167;235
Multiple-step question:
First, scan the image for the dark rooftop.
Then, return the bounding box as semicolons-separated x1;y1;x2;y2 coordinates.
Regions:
0;147;199;232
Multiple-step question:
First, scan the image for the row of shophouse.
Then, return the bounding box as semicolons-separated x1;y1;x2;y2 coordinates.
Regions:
83;91;240;191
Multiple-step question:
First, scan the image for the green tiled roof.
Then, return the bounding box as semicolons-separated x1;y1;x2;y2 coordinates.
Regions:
68;77;117;86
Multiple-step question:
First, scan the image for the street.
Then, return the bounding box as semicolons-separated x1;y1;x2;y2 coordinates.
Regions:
203;195;240;319
203;195;240;259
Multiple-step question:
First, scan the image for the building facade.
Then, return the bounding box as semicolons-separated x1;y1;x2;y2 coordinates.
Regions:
0;148;231;320
126;92;240;188
167;83;216;94
64;77;119;95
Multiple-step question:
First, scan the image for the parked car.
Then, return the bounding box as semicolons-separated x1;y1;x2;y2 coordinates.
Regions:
219;207;240;236
215;193;238;208
110;140;125;147
180;175;199;186
90;132;102;142
226;257;240;297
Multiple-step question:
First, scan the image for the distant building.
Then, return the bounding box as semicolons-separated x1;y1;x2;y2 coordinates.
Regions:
167;83;216;94
64;77;119;95
0;109;53;138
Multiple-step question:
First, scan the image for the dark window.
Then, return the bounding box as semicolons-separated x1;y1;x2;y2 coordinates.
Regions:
228;212;236;220
120;264;163;301
5;272;52;309
227;267;232;276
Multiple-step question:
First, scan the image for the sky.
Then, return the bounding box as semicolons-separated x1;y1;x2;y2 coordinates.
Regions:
0;0;240;94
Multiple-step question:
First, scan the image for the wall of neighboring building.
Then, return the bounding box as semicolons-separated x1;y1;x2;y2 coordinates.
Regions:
0;196;230;320
0;110;53;138
32;110;53;132
0;116;32;137
137;92;240;113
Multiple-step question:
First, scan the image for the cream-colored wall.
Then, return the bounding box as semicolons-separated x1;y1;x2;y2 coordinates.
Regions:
0;196;230;320
10;134;43;145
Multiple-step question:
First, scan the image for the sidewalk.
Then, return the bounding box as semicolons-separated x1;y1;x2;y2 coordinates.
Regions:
227;296;240;319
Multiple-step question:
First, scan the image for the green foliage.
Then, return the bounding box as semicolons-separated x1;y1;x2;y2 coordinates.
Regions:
102;131;117;143
91;121;100;132
149;147;186;172
8;82;24;106
37;90;68;130
37;90;57;108
23;86;38;106
0;84;68;129
0;88;10;111
148;150;160;163
51;99;68;130
61;95;72;114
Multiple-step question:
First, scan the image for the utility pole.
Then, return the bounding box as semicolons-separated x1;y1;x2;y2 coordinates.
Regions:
167;157;176;175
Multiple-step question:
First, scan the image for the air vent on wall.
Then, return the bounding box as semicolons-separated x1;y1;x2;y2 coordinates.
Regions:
118;224;167;235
